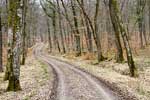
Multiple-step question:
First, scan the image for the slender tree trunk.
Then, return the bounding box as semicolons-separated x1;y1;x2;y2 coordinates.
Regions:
62;21;69;52
109;1;124;62
22;0;27;65
85;19;93;52
52;7;61;52
109;0;137;77
94;0;104;61
4;0;10;79
0;11;3;72
142;16;147;45
76;0;104;61
149;1;150;42
137;0;146;48
60;0;75;52
138;18;144;48
71;0;81;56
81;0;93;53
56;0;66;53
46;18;52;53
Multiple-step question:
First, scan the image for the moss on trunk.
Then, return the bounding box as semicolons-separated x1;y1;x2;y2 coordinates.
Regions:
7;75;21;91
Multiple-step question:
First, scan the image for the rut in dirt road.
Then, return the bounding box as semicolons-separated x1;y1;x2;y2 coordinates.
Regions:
34;44;120;100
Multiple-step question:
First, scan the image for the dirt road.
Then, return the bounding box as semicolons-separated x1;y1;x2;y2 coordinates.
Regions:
34;44;126;100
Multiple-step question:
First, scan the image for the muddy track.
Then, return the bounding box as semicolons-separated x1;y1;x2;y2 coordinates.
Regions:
33;44;59;100
34;43;139;100
34;44;118;100
39;57;59;100
48;56;139;100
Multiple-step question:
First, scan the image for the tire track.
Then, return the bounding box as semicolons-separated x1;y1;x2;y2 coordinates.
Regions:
34;43;134;100
34;44;66;100
44;56;118;100
48;55;139;100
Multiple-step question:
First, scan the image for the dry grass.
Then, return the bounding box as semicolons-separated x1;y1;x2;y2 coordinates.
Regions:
53;46;150;100
0;55;53;100
81;53;96;60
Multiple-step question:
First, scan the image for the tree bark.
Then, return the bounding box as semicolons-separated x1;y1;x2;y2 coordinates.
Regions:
137;0;146;48
76;0;104;61
81;0;93;53
71;0;81;56
56;0;66;53
46;17;52;53
94;0;104;61
0;11;3;72
21;0;27;65
109;0;124;62
52;5;61;52
6;0;21;91
109;0;137;77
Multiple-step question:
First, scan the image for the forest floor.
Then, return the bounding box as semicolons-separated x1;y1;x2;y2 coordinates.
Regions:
0;44;150;100
48;46;150;100
0;49;54;100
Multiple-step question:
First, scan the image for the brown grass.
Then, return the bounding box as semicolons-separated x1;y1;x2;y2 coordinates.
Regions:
82;53;96;60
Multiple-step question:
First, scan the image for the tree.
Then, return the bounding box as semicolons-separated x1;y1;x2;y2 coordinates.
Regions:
137;0;147;48
0;7;3;72
70;0;81;56
46;17;53;53
56;0;66;53
94;0;104;61
104;0;124;63
6;0;21;91
52;2;61;52
22;0;28;65
109;0;137;77
80;0;93;53
76;0;104;62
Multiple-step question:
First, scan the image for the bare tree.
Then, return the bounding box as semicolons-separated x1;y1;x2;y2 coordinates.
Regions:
6;0;21;91
109;0;137;77
56;0;66;53
76;0;104;62
71;0;81;56
0;7;3;72
21;0;28;65
137;0;147;48
106;0;124;62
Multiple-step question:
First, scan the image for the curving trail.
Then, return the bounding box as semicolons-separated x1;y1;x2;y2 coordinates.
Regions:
34;43;121;100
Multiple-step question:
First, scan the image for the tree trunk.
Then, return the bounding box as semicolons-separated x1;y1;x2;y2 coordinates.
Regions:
137;0;146;48
109;1;124;62
56;0;66;54
71;0;81;56
81;0;93;53
6;0;21;91
109;0;137;77
94;0;104;61
149;1;150;42
46;17;52;53
0;11;3;72
22;0;27;65
60;0;75;52
76;0;104;61
52;7;61;52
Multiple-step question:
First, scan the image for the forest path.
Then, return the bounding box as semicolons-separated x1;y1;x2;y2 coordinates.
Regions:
34;43;120;100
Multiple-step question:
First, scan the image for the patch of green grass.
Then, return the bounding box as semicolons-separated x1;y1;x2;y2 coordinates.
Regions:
40;62;48;73
38;61;49;79
137;85;146;95
23;96;30;100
